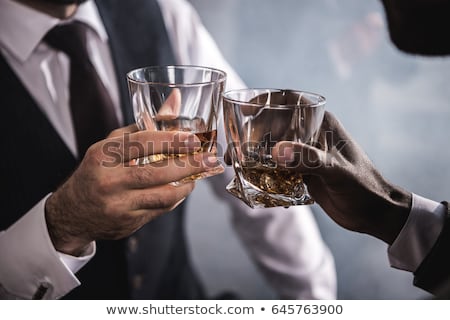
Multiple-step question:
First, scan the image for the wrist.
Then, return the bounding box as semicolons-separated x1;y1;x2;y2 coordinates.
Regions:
371;184;412;245
45;192;91;256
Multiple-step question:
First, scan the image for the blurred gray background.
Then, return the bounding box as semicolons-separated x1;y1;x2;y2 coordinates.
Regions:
185;0;450;299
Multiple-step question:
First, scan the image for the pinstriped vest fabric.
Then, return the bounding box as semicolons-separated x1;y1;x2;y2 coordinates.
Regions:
0;0;204;299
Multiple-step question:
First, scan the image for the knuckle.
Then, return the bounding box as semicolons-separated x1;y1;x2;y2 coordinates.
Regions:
107;129;118;138
96;173;115;195
131;166;158;187
108;127;124;138
83;143;104;166
134;192;172;210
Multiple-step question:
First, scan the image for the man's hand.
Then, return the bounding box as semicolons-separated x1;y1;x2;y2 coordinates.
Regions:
45;125;220;256
273;111;412;245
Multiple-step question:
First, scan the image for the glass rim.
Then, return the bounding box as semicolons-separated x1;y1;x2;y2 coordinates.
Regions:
222;88;326;108
126;65;227;87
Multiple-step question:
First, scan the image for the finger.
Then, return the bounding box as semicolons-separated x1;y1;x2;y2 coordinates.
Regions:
321;111;367;162
137;196;189;223
107;183;194;234
156;88;181;120
103;130;202;163
129;182;194;212
119;152;223;188
108;124;139;138
272;141;326;174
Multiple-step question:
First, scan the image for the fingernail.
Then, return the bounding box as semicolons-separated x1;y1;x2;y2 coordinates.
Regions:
277;145;295;163
202;153;224;171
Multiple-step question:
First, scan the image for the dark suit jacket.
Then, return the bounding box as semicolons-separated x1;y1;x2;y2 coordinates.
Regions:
414;202;450;297
0;0;204;299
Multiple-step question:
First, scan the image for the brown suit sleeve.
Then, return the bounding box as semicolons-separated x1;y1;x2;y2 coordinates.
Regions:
413;202;450;296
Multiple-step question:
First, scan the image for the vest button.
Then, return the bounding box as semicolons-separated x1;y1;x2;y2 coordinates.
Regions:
128;236;139;254
132;274;143;290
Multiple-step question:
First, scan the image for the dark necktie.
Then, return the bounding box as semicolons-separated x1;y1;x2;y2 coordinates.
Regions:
44;22;119;157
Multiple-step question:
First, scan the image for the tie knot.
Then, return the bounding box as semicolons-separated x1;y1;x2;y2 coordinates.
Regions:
44;21;89;59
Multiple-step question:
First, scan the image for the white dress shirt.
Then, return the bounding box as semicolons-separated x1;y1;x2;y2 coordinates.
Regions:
0;0;337;299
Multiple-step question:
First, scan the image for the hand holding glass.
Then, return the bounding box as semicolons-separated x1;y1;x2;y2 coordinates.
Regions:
127;65;226;183
223;89;325;208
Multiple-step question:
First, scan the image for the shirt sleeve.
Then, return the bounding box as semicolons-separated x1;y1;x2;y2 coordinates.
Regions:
0;195;95;299
157;0;337;299
388;193;446;272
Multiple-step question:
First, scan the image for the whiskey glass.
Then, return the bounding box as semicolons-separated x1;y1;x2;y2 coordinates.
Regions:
223;89;325;208
127;65;227;183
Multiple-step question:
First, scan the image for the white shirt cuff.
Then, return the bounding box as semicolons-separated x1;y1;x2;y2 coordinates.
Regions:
388;194;446;272
58;243;96;275
0;195;94;299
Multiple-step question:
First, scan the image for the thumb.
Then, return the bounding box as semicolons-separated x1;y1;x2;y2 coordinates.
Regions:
156;88;181;120
272;141;326;174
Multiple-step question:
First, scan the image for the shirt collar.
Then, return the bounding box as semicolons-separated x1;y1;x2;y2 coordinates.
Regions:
0;0;108;63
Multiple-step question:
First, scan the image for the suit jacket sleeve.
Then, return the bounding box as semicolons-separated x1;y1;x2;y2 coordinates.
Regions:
413;202;450;295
